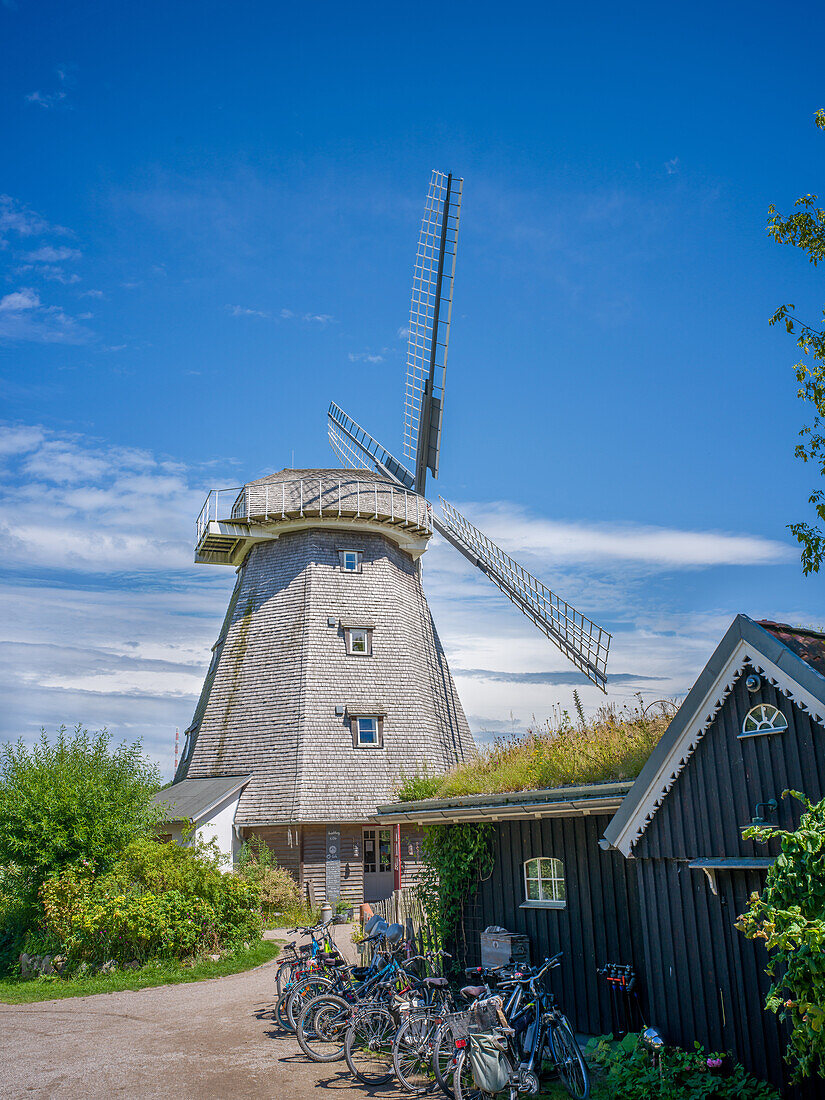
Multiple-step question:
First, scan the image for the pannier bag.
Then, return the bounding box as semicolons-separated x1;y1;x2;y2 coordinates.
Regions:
467;1032;510;1094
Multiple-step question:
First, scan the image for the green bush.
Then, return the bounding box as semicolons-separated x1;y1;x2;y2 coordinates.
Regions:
591;1032;779;1100
236;836;302;921
37;839;261;967
0;726;160;975
738;790;825;1080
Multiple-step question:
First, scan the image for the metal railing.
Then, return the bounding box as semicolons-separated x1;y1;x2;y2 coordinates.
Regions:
195;477;432;545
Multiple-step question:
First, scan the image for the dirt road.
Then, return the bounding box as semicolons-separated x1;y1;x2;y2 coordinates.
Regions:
0;950;393;1100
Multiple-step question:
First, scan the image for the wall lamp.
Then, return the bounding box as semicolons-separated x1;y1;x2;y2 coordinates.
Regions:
751;799;778;827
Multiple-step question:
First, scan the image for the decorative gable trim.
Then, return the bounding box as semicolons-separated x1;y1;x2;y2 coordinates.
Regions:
609;635;825;857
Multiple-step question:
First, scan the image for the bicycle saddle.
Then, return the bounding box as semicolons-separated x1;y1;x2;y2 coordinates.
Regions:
460;984;487;998
318;950;342;963
423;977;449;988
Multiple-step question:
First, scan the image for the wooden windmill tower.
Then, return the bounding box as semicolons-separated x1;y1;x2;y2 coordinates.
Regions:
166;170;610;906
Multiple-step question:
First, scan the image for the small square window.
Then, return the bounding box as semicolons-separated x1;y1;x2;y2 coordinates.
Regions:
346;627;372;656
356;717;378;745
339;549;363;573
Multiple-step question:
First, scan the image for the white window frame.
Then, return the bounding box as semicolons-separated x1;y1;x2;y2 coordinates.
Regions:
339;549;363;573
355;716;380;748
520;856;566;909
346;627;372;656
739;703;789;739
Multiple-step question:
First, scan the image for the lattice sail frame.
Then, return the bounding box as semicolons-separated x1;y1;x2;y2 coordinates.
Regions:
438;498;612;691
328;402;414;487
404;170;462;484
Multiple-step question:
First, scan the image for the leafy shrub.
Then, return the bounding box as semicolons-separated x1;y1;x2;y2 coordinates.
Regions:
397;702;669;801
0;726;160;975
38;839;261;967
236;836;301;921
416;823;493;960
0;726;160;886
738;790;825;1080
591;1032;779;1100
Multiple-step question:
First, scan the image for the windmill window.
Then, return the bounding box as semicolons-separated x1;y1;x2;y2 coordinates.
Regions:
521;857;565;909
740;703;789;738
339;549;363;573
346;627;372;656
350;714;384;748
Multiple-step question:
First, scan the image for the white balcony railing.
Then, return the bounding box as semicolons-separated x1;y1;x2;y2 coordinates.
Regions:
196;477;432;547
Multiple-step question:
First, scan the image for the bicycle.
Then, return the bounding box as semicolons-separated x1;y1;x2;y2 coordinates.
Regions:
452;953;589;1099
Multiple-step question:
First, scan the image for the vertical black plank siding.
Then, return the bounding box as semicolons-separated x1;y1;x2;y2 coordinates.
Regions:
628;670;825;1095
464;813;645;1037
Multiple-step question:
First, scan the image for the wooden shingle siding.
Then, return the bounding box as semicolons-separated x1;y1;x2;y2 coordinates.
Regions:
181;526;475;825
472;814;645;1037
241;825;301;883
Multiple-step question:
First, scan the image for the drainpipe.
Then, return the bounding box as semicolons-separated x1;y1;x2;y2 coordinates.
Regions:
394;823;402;892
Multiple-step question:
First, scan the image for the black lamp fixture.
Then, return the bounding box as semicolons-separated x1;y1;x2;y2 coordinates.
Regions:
751;799;778;827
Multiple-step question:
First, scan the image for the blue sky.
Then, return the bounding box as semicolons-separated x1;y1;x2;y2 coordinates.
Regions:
1;0;824;776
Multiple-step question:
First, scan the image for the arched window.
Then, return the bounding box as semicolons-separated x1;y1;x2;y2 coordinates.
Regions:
523;857;565;907
740;703;788;738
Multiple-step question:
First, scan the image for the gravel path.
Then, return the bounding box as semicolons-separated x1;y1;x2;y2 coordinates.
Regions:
0;930;393;1100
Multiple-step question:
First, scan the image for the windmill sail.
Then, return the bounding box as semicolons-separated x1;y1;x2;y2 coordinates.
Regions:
328;402;414;487
404;170;462;494
437;498;611;691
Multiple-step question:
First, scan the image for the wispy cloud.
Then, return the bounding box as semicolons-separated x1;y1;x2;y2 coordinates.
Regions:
445;502;794;569
26;67;73;110
0;195;69;242
226;304;337;325
0;288;91;344
665;157;680;175
348;351;384;364
22;246;81;263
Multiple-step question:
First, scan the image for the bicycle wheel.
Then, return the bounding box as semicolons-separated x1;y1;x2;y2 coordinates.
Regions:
431;1020;461;1098
393;1014;437;1094
547;1018;589;1099
452;1047;497;1100
344;1005;397;1086
296;994;351;1062
276;986;293;1031
275;955;299;997
287;975;334;1031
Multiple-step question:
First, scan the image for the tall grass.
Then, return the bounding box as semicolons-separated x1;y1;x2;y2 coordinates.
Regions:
398;701;671;801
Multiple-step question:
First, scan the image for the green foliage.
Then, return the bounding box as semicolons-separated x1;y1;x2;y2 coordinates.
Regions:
0;725;160;886
767;108;825;573
396;702;669;801
236;835;302;921
738;790;825;1080
591;1032;778;1100
416;823;494;957
37;838;261;968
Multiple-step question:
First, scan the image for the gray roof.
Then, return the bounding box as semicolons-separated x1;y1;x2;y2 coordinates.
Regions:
154;775;251;822
246;467;392;487
375;781;633;824
602;614;825;854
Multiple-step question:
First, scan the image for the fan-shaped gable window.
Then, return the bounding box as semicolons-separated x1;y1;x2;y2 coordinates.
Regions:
521;857;565;909
740;703;789;739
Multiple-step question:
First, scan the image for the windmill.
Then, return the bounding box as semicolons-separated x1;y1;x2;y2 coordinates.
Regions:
329;169;611;692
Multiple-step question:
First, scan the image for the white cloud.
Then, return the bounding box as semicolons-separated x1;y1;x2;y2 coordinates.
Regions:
227;304;270;318
445;502;794;569
348;351;384;364
665;157;680;175
22;245;81;262
0;288;90;344
26;67;73;110
0;288;40;311
0;195;68;241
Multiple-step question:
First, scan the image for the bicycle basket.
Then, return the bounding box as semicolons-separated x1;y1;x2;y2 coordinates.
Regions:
467;1032;510;1093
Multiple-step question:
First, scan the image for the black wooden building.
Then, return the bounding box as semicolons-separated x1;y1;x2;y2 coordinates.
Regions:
376;781;646;1037
603;615;825;1095
377;615;825;1097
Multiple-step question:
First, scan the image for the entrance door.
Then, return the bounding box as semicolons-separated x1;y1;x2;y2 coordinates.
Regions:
363;827;394;901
